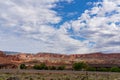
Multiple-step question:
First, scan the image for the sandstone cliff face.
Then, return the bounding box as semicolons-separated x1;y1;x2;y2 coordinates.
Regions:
70;52;120;64
0;51;120;66
0;51;11;64
0;51;6;57
0;51;21;64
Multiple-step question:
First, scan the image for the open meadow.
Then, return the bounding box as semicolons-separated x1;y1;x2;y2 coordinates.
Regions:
0;69;120;80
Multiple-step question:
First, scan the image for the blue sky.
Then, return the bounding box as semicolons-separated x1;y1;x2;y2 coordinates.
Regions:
53;0;100;28
0;0;120;54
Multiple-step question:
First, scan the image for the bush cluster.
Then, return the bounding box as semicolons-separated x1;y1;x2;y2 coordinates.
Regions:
87;66;120;72
33;63;65;70
72;62;120;72
20;62;120;72
72;62;88;71
20;64;27;69
33;63;48;70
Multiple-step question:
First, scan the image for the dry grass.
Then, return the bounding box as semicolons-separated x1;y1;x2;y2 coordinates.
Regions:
0;70;120;80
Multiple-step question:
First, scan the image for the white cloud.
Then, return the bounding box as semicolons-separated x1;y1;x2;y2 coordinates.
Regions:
0;0;87;54
0;0;120;54
65;0;120;53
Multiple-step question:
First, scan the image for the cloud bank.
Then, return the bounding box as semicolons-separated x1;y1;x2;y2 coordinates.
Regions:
0;0;120;54
65;0;120;53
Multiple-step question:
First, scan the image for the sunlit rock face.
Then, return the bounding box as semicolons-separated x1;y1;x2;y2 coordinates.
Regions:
0;51;6;57
0;51;120;67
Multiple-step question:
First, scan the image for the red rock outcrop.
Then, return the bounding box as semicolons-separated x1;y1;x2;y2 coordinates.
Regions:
0;51;120;67
0;51;6;57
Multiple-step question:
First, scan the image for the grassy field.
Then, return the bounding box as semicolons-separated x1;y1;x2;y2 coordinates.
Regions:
0;69;120;80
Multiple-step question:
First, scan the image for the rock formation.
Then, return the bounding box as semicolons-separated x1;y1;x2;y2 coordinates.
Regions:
0;50;120;68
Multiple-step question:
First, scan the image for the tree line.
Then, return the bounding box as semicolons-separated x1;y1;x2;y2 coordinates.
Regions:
20;62;120;72
20;63;65;70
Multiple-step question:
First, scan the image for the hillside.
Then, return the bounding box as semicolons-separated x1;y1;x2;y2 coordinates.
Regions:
0;50;120;66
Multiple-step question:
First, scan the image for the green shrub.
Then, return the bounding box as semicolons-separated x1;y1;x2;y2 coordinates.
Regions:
110;66;120;72
72;62;88;71
20;64;27;69
87;67;96;71
57;65;66;70
97;68;109;72
33;63;47;70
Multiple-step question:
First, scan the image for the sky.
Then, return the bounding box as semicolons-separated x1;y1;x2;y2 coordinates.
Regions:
0;0;120;54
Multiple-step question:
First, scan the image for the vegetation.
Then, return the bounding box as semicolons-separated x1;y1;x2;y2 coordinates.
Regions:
97;68;110;72
48;66;56;70
72;62;88;71
87;66;120;72
0;70;120;80
110;66;120;72
19;62;120;72
33;63;66;70
33;63;48;70
20;64;27;69
87;67;96;71
57;65;65;70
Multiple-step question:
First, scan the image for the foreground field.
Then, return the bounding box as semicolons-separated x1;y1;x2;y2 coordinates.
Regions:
0;69;120;80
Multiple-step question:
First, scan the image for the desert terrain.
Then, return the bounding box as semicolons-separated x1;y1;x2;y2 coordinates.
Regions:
0;50;120;80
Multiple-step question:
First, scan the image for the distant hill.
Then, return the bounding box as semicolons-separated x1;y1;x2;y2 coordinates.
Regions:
3;51;20;55
0;50;120;67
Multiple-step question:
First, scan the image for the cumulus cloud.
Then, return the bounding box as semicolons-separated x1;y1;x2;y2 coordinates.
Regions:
0;0;86;54
64;0;120;53
0;0;61;33
0;0;120;54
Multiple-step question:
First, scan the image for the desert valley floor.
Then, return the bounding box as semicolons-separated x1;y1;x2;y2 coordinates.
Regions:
0;70;120;80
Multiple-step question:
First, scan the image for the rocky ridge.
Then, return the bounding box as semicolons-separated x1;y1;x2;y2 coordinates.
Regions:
0;51;120;66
